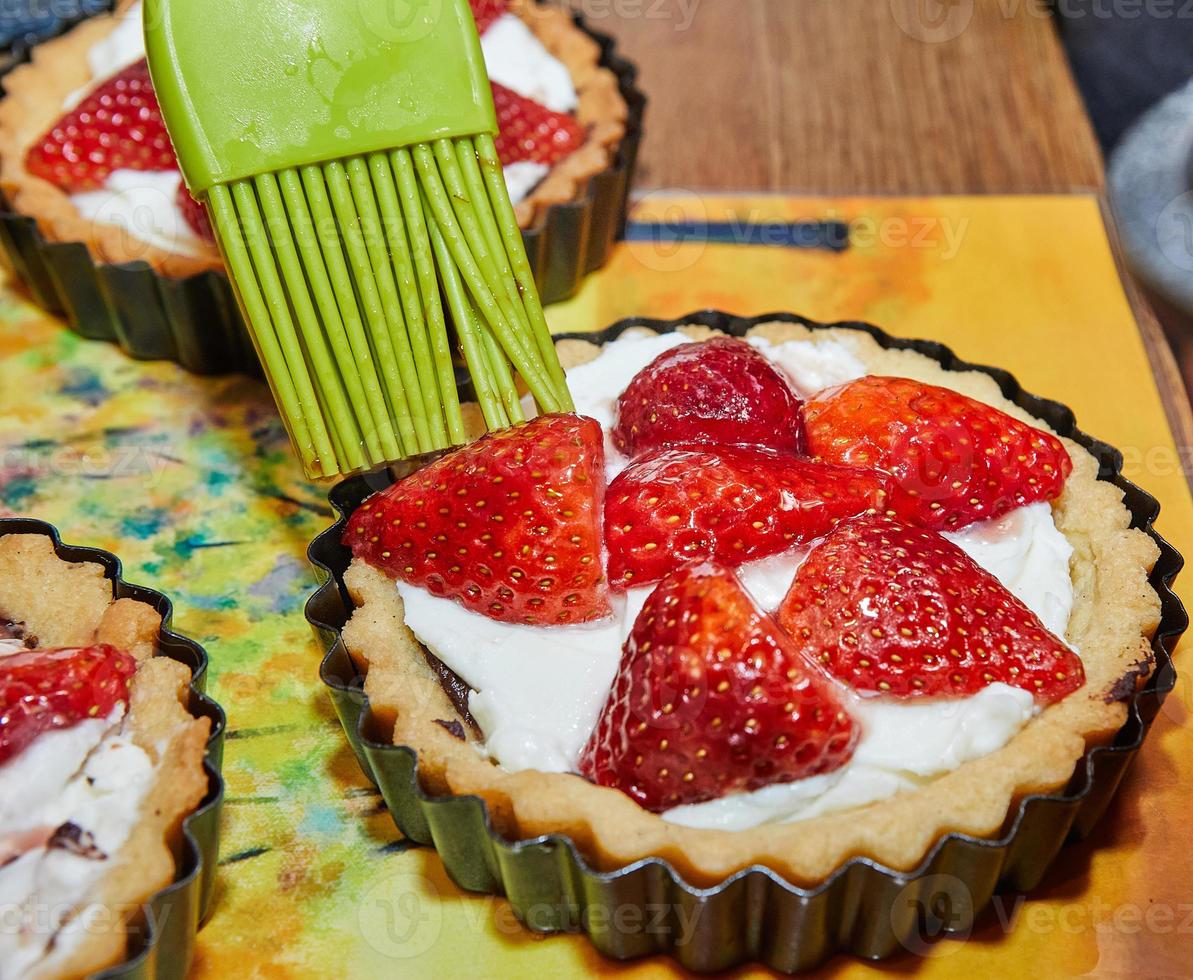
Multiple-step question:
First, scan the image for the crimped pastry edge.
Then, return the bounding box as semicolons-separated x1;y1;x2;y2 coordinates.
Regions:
507;0;628;230
0;0;627;276
339;321;1163;887
0;533;210;980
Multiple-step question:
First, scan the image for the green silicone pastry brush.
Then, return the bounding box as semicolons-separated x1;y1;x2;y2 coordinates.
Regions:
144;0;573;478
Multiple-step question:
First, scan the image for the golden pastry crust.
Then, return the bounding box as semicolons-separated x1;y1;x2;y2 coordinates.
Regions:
341;322;1162;887
507;0;629;230
0;534;114;647
0;533;211;980
0;0;627;276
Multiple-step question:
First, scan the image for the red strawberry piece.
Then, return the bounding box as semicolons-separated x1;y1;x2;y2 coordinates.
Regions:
777;515;1085;703
604;445;890;589
345;413;611;626
804;376;1072;532
469;0;508;33
26;58;178;193
177;183;215;242
0;645;137;766
491;81;585;167
579;565;858;812
613;337;806;458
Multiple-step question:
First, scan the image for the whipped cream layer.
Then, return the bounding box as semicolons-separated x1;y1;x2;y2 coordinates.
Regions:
66;4;578;254
71;169;210;259
665;683;1035;830
395;331;1077;829
482;13;579;113
0;705;154;979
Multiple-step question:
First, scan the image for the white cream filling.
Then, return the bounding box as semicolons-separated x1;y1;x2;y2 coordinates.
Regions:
398;582;626;773
481;13;579;113
746;334;868;398
502;161;551;206
70;170;209;259
0;706;155;979
394;332;1078;828
945;502;1075;639
665;684;1036;830
63;4;574;253
60;1;144;109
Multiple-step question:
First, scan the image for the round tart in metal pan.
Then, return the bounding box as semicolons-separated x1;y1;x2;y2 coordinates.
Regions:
305;311;1184;972
0;2;645;375
0;516;225;980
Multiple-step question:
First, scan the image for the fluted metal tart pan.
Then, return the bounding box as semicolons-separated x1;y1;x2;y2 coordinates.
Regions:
0;516;225;980
305;311;1184;971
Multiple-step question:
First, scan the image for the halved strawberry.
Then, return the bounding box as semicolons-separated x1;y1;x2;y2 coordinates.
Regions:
491;80;585;167
177;183;214;242
804;376;1072;532
604;445;890;589
0;645;136;766
613;337;805;458
26;58;176;193
579;565;857;811
778;515;1085;702
469;0;508;33
345;414;611;626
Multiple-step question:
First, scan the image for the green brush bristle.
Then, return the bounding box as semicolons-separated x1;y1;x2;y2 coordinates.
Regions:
204;136;574;479
146;0;575;479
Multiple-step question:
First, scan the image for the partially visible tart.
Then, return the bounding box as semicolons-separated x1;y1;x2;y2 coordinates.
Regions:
0;0;628;277
337;321;1162;886
0;533;210;979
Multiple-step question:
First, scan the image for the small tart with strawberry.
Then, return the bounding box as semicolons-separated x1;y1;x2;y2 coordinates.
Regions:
0;0;627;277
337;321;1161;886
0;533;210;980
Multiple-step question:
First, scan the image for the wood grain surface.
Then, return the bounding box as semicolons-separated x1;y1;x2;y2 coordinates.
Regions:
584;0;1192;455
590;0;1105;194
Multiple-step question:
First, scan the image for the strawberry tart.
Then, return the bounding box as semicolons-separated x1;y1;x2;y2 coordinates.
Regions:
0;0;628;277
0;532;210;978
335;321;1162;885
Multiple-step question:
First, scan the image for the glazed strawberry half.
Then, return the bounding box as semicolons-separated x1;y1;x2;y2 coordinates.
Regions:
346;413;612;626
778;514;1085;702
804;376;1072;532
580;565;857;811
604;445;890;588
612;337;806;458
492;80;585;167
0;644;137;766
26;58;175;193
26;56;215;242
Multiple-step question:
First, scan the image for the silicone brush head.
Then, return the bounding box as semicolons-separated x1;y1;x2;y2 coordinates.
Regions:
145;0;573;478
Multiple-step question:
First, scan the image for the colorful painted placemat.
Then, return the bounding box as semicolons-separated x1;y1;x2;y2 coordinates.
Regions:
0;193;1189;977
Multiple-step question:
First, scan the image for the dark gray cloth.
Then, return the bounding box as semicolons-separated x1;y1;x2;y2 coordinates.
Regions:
1055;0;1193;151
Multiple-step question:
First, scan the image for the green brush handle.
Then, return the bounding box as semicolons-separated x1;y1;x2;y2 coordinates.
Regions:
145;0;497;194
